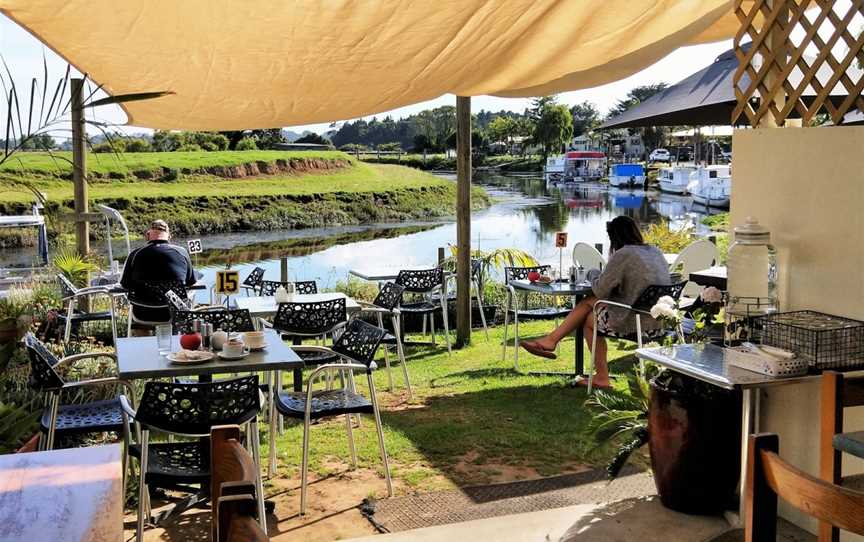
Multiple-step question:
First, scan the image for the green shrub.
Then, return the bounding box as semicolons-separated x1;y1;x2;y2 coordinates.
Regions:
236;136;258;151
642;220;693;254
330;276;378;302
701;212;729;232
124;138;152;152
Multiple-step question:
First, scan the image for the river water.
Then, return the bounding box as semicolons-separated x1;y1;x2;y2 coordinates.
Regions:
0;172;720;291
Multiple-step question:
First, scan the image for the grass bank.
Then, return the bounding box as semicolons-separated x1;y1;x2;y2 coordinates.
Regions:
359;153;543;172
0;151;488;244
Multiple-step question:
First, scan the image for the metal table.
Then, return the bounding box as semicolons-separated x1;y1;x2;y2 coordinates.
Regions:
0;444;122;542
235;292;361;319
689;266;727;290
509;279;593;380
636;343;815;523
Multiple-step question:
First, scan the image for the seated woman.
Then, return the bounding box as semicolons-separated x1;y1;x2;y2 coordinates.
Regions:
521;216;670;388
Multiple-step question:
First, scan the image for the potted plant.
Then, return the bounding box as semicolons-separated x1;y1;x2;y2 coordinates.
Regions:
586;287;740;515
0;290;32;368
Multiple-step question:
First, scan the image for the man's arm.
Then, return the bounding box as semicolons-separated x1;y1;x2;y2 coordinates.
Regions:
184;249;197;287
120;248;138;289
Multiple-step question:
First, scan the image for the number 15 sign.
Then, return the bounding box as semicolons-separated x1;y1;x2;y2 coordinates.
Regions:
215;270;240;295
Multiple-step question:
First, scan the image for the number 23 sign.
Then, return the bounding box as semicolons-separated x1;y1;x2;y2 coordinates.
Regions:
215;270;240;295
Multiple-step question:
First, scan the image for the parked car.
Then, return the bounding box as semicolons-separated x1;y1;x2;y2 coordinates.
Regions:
649;148;671;162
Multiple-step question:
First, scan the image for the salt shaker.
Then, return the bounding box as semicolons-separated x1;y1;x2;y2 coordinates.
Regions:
569;265;577;284
192;318;203;334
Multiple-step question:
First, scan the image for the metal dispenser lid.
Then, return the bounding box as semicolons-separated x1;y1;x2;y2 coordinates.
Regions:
733;216;770;244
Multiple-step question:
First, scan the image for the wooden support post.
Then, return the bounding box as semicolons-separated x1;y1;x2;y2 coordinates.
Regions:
455;96;472;347
280;257;288;282
71;78;89;259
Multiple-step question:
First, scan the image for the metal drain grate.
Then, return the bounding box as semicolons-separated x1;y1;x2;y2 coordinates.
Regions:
363;466;655;533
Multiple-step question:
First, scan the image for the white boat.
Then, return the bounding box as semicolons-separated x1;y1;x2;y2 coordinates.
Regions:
608;163;645;187
658;166;696;195
689;165;731;209
545;151;606;184
544;156;566;183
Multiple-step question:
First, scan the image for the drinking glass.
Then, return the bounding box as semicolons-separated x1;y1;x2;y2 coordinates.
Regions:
156;324;173;355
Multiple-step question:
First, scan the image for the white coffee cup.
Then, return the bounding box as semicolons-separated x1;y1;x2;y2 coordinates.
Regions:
211;330;229;350
243;331;266;349
222;338;246;358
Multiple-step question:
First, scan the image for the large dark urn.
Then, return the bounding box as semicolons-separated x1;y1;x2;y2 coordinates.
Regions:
648;371;742;514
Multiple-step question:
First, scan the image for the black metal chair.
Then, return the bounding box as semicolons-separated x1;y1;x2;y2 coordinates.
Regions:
127;279;189;334
259;280;318;296
588;281;688;391
357;282;412;399
242;267;266;296
56;273;121;344
502;265;571;368
23;333;135;494
126;375;265;541
270;319;392;514
396;268;451;355
170;307;256;335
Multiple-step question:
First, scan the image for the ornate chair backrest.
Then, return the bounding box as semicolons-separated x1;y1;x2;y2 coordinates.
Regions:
632;281;688;312
372;282;405;311
503;265;550;285
395;268;443;294
242;267;266;289
56;273;78;299
23;333;65;391
130;279;188;307
165;289;192;312
272;297;346;336
171;308;255;335
331;318;386;367
259;280;317;296
294;280;318;295
135;375;261;435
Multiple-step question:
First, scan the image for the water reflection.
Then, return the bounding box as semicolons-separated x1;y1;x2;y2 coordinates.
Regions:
0;172;718;292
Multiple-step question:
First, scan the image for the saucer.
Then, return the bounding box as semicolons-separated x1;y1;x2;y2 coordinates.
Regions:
248;344;267;352
218;349;250;361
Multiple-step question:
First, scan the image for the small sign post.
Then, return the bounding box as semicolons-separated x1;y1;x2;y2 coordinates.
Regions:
187;238;203;268
555;232;568;280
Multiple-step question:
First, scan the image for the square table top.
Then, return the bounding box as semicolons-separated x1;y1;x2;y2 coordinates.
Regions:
235;292;361;318
509;279;594;297
636;343;814;390
0;444;122;542
688;266;728;289
117;327;303;380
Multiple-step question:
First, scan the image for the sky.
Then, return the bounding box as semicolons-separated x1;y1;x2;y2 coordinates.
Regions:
0;12;732;138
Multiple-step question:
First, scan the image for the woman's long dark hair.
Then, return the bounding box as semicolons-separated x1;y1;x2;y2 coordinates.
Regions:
606;216;644;252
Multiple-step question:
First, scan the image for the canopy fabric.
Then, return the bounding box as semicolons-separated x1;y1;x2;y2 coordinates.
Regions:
0;0;742;130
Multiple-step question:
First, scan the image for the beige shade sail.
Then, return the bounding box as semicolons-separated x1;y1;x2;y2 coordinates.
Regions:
1;0;741;130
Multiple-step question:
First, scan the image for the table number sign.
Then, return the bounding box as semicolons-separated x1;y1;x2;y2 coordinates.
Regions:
187;239;203;254
555;232;568;248
215;270;240;295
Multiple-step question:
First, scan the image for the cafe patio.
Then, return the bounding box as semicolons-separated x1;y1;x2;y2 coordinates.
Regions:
1;0;864;541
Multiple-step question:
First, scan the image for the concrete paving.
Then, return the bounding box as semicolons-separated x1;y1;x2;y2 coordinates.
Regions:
346;497;734;542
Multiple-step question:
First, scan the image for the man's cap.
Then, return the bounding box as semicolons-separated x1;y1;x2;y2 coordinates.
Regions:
149;219;170;233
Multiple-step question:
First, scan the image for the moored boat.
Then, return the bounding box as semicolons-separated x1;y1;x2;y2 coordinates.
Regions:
545;151;605;184
689;165;731;209
658;166;696;194
608;163;646;187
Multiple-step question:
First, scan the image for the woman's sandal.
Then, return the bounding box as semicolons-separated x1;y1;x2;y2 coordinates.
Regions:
520;340;557;360
571;376;613;390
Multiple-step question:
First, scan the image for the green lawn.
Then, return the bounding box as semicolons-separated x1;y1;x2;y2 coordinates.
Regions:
265;320;635;493
0;162;453;204
0;150;351;175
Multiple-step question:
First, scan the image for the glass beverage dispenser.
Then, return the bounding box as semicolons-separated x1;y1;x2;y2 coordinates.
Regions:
725;217;778;344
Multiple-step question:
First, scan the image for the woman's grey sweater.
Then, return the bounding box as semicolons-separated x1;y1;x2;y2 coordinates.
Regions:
590;244;671;335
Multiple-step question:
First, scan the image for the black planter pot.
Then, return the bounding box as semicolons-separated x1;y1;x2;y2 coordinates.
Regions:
648;371;742;515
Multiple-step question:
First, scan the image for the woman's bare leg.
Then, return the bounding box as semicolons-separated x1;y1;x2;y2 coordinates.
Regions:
583;317;610;387
533;296;596;351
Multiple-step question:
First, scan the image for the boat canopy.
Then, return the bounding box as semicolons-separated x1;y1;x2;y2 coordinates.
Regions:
566;151;605;159
0;206;49;268
611;164;645;176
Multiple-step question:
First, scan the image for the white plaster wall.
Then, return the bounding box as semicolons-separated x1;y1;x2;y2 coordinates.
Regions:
731;126;864;538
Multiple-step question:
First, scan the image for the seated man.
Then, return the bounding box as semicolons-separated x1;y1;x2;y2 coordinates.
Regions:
120;219;198;326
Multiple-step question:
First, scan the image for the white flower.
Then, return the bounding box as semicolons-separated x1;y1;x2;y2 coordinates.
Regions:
700;286;723;304
657;296;676;308
650;301;680;321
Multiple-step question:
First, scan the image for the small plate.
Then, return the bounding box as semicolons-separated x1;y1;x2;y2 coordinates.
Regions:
218;349;250;361
167;350;215;364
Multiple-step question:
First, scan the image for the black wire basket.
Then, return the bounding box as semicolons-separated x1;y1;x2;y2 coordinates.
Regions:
758;311;864;370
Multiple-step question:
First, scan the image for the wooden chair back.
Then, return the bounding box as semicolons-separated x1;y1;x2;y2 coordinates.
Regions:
210;425;267;542
820;371;864;541
747;433;864;541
